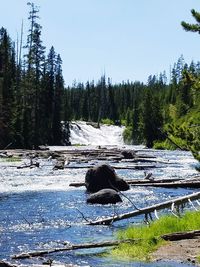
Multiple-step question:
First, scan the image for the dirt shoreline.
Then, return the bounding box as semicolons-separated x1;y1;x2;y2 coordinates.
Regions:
152;237;200;266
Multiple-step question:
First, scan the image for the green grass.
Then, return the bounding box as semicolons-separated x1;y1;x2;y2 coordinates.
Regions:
110;211;200;261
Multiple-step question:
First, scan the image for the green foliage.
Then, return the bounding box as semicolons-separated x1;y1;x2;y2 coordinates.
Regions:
101;118;114;125
123;126;133;145
0;3;69;149
120;119;127;126
181;9;200;33
166;91;200;161
140;89;164;147
197;255;200;263
153;139;176;150
0;3;200;155
111;211;200;261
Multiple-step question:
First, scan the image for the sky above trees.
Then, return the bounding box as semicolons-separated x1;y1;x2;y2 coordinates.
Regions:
1;0;200;85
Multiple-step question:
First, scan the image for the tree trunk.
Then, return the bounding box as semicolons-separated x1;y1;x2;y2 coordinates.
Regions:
161;230;200;241
12;239;136;259
87;191;200;225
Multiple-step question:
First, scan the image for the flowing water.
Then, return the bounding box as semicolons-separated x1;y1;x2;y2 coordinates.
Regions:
0;122;199;267
69;121;125;146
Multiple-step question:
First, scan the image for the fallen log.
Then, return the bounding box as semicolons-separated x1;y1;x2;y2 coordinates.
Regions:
12;229;200;260
65;164;156;170
161;230;200;241
87;191;200;225
114;165;156;170
129;180;200;188
69;178;183;188
121;158;170;164
127;177;194;184
12;239;136;259
17;162;39;169
69;182;86;187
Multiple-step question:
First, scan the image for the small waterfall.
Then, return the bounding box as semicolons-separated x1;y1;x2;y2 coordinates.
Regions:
69;121;125;146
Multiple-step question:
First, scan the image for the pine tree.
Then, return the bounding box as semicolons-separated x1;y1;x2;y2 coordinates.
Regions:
22;2;45;147
141;89;163;148
181;9;200;33
0;28;16;148
52;54;64;144
132;99;141;144
42;46;56;144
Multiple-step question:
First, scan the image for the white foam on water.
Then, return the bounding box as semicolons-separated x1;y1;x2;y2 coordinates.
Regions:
0;122;199;194
69;121;125;146
0;159;86;194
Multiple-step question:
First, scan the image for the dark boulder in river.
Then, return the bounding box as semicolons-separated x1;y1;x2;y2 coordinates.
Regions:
87;188;122;204
121;149;136;159
85;164;130;193
0;260;17;267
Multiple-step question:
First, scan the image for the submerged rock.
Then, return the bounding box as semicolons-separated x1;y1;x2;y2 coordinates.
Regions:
121;149;136;159
0;261;17;267
87;188;122;204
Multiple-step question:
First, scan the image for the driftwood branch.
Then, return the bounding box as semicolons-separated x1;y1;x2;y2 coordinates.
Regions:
128;180;200;188
17;162;39;169
12;239;136;259
161;230;200;241
87;191;200;225
12;229;200;260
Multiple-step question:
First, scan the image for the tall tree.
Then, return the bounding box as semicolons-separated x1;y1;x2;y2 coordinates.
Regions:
140;89;163;148
0;28;16;148
22;2;45;147
52;54;64;144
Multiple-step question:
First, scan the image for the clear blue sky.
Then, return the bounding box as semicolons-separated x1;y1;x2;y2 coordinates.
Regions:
1;0;200;85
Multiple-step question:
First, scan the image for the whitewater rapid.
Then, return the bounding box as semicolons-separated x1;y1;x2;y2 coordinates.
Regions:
0;122;199;267
69;121;125;146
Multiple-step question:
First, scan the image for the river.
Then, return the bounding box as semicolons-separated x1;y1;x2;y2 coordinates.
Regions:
0;122;199;267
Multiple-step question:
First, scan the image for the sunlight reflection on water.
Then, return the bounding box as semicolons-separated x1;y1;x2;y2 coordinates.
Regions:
0;147;199;266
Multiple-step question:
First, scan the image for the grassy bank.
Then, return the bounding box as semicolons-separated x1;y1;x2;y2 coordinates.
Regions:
111;211;200;262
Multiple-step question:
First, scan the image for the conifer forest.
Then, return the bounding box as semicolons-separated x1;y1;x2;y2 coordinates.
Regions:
0;3;199;162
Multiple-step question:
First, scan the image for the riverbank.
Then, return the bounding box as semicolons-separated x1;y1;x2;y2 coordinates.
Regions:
152;237;200;266
111;211;200;266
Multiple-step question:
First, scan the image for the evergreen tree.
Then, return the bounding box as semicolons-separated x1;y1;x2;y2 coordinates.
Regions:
107;78;118;122
0;28;16;148
131;99;141;144
140;89;163;147
52;54;64;144
22;2;45;147
181;9;200;33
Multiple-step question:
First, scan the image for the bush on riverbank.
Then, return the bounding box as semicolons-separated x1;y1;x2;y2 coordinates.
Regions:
153;139;176;150
100;118;115;125
197;255;200;264
123;127;133;145
111;211;200;261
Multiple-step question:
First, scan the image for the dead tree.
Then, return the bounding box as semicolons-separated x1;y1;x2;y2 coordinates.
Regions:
87;191;200;225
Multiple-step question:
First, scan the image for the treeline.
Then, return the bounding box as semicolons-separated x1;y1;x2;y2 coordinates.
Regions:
64;56;200;150
0;3;199;159
64;75;165;147
0;3;70;149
